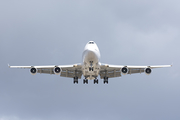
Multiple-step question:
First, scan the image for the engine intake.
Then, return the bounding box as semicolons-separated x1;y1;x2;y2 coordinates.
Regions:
54;67;61;75
145;68;152;75
121;67;128;75
30;67;37;75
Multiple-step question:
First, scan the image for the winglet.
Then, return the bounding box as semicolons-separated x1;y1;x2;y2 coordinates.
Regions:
8;64;10;68
171;62;173;67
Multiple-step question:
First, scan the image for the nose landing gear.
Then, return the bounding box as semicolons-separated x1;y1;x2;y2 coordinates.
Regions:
89;61;94;71
89;67;94;71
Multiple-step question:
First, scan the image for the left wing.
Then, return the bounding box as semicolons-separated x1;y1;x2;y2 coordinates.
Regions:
100;63;172;79
9;64;83;79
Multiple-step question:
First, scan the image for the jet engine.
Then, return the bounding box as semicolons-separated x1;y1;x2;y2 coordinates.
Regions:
145;68;152;75
30;67;37;75
53;67;61;75
121;67;128;75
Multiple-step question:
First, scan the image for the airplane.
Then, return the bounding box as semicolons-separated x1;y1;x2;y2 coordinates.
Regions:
9;41;172;84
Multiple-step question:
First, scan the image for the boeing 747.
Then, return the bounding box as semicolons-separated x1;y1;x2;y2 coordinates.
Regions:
9;41;172;84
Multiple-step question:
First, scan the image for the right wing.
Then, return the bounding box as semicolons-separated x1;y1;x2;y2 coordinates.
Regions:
100;63;172;79
9;64;83;79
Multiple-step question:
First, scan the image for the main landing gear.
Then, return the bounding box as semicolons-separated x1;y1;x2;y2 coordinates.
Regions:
73;77;78;84
94;79;98;84
83;79;98;84
83;79;88;84
74;77;108;84
104;77;108;84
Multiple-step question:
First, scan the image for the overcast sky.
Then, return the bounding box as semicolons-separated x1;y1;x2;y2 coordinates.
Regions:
0;0;180;120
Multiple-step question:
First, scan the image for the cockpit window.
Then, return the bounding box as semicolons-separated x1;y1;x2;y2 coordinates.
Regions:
89;42;94;44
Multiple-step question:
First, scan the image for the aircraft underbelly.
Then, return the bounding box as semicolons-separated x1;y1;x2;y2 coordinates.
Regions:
82;49;100;80
83;69;99;80
83;50;99;64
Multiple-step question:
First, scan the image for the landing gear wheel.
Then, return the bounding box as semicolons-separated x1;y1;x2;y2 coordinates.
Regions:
73;77;78;84
89;67;94;71
74;80;78;84
83;79;88;84
103;77;108;84
94;79;98;84
104;80;107;84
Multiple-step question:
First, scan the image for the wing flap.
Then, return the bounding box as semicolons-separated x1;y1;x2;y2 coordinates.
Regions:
37;68;55;74
60;70;82;78
128;68;144;74
100;69;121;79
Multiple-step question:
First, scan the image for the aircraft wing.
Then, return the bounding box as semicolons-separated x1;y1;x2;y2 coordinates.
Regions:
99;63;172;79
8;64;83;79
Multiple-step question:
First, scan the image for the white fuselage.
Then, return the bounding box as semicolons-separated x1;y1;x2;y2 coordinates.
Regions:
82;41;101;80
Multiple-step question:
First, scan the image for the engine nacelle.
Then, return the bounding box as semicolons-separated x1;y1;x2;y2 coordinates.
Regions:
30;67;37;75
121;67;128;75
53;67;61;75
145;68;152;75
